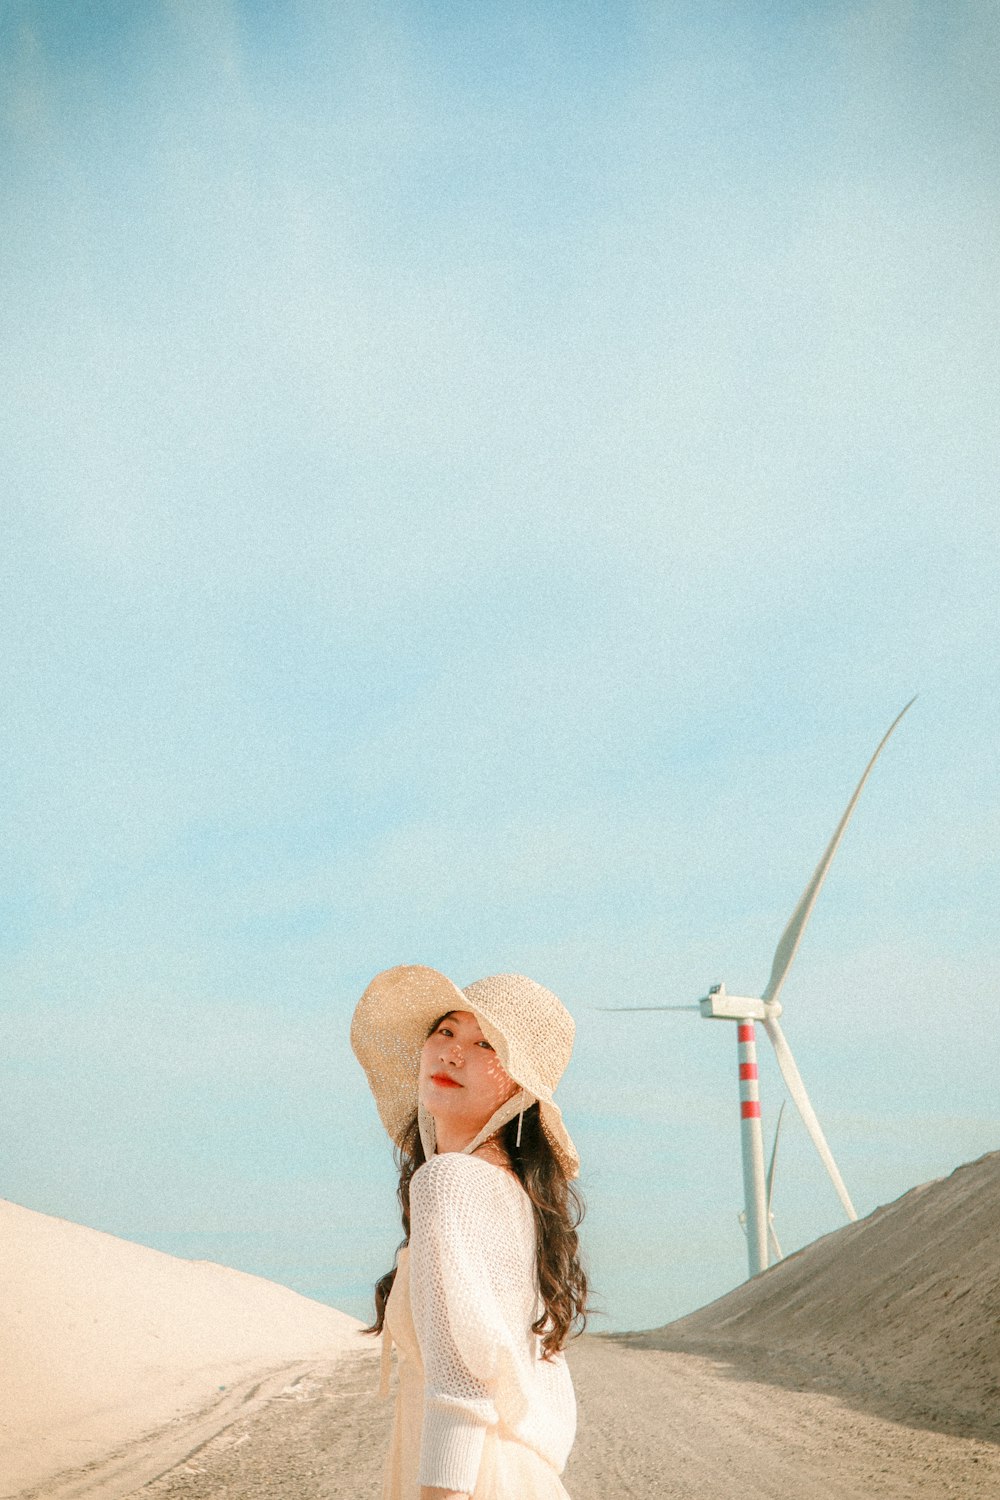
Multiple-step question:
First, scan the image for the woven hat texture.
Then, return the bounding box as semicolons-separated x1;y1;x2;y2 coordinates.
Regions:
351;964;579;1179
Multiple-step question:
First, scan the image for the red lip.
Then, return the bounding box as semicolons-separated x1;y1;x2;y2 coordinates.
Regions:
431;1073;462;1088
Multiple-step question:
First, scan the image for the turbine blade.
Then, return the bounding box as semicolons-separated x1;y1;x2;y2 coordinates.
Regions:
762;697;916;1007
765;1103;786;1265
763;1016;858;1221
593;1005;702;1012
766;1100;786;1219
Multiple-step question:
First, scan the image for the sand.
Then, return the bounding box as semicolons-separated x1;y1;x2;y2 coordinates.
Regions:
0;1199;368;1498
23;1341;998;1500
625;1150;1000;1441
4;1151;999;1499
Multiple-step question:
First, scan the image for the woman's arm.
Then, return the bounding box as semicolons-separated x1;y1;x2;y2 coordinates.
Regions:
420;1488;469;1500
409;1156;511;1495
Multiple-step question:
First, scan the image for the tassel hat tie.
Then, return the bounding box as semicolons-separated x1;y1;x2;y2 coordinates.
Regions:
351;965;579;1178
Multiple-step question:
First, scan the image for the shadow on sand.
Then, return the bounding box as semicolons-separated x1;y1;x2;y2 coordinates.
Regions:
599;1326;1000;1449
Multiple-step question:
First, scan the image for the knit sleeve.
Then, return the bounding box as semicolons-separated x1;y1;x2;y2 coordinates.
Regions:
408;1154;530;1493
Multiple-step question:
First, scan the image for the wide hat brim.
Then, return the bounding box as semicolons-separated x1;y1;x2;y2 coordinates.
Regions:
350;964;580;1179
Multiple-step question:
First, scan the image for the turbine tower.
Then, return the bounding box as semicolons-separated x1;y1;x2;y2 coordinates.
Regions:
603;698;915;1278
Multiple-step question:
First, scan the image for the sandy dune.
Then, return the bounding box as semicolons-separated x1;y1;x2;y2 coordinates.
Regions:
0;1199;368;1498
4;1151;999;1499
624;1149;1000;1442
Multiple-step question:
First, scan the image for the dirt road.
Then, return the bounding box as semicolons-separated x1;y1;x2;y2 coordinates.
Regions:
21;1336;998;1500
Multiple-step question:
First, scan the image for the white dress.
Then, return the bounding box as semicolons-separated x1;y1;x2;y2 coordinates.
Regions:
380;1153;576;1499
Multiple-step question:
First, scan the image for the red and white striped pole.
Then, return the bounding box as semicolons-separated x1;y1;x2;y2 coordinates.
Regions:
738;1021;768;1276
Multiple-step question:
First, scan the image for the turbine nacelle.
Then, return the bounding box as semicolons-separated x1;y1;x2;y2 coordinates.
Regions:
697;983;782;1023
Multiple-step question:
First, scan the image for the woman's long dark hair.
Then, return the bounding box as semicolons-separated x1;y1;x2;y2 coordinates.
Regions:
364;1041;589;1358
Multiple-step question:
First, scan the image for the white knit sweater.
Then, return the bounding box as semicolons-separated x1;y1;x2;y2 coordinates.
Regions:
408;1152;577;1492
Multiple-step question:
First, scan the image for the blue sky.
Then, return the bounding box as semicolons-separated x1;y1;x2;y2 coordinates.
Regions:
2;0;998;1330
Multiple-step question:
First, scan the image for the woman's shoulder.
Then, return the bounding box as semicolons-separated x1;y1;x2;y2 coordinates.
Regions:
412;1151;529;1211
410;1153;534;1260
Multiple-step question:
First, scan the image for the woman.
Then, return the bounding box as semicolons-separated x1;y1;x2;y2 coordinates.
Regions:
351;964;588;1500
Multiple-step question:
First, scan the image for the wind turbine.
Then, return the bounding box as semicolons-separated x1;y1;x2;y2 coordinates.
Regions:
601;698;916;1279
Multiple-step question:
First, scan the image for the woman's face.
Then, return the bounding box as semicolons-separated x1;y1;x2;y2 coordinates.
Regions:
417;1009;518;1143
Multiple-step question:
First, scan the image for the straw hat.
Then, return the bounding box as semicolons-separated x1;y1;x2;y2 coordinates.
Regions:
351;964;579;1179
